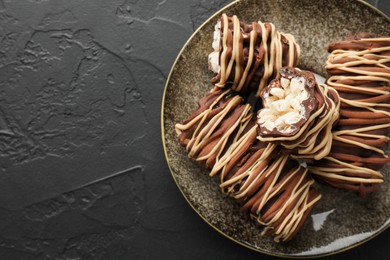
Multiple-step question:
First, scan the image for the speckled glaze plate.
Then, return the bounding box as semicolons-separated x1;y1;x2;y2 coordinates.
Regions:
162;0;390;258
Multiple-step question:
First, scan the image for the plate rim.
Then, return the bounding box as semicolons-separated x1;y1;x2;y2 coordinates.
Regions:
160;0;390;258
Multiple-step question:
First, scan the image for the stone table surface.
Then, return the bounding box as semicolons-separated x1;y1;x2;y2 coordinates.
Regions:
0;0;388;259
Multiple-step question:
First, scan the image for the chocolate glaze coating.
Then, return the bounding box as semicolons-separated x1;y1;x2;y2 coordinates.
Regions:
210;14;300;98
176;89;251;169
175;89;320;242
327;33;390;53
310;35;390;197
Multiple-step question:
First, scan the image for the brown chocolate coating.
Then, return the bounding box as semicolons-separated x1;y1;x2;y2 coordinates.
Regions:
176;89;252;170
210;14;300;97
327;33;389;52
176;88;321;242
309;35;390;197
237;154;321;242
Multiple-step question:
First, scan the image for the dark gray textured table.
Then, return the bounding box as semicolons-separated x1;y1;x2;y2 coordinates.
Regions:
0;0;388;259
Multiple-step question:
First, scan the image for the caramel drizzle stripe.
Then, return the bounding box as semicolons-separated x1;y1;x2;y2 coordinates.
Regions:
257;166;306;225
330;66;390;78
209;125;258;177
327;76;390;95
237;28;256;91
219;143;276;200
311;171;384;184
283;33;297;67
329;45;390;59
339;98;390;117
333;124;390;155
259;23;278;96
274;30;283;77
232;112;254;144
309;156;384;182
216;14;229;88
358;37;390;42
333;122;390;135
197;104;252;161
332;126;390;156
335;131;389;140
329;75;390;83
224;15;238;87
329;46;390;59
273;181;321;242
254;155;290;214
327;56;390;69
257;21;271;96
232;15;242;88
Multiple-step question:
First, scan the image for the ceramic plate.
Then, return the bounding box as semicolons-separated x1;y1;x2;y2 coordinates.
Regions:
162;0;390;257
